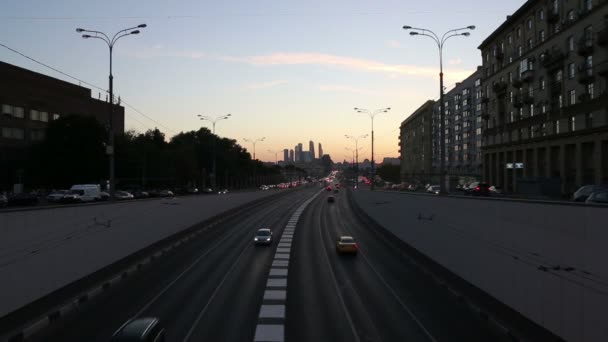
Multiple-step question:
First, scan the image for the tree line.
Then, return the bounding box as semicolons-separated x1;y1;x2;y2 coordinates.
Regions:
0;115;285;191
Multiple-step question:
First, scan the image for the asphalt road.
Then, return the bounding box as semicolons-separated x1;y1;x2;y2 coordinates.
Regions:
25;184;507;342
286;187;507;342
26;186;319;342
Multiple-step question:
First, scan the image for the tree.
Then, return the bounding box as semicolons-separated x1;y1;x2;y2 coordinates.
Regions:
376;164;400;183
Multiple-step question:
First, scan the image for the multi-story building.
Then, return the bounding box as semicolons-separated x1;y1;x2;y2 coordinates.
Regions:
479;0;608;196
283;149;289;163
0;61;124;149
431;68;484;177
309;140;315;159
289;149;294;163
400;100;434;183
318;143;323;159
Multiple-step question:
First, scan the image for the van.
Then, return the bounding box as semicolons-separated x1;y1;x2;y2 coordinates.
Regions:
70;184;101;202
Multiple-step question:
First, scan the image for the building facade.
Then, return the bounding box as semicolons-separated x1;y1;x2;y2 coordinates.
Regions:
479;0;608;196
400;100;434;183
289;149;294;162
0;61;124;149
431;68;484;177
283;149;289;162
309;140;315;159
318;143;323;158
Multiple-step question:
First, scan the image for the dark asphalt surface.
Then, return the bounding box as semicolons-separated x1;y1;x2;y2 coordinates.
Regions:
25;184;508;342
286;187;507;342
27;186;319;342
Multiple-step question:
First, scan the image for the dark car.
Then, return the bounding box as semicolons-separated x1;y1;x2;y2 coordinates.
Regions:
133;191;150;199
159;190;174;197
467;182;491;196
573;185;608;202
201;188;214;194
327;195;335;203
0;193;7;208
585;191;608;205
326;186;332;192
110;317;165;342
8;192;39;206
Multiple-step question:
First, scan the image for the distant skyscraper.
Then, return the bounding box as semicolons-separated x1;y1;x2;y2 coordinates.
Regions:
318;143;323;158
289;149;294;162
309;140;315;159
283;149;289;162
296;143;303;162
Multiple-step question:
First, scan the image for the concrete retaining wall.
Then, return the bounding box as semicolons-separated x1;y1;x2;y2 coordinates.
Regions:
352;190;608;342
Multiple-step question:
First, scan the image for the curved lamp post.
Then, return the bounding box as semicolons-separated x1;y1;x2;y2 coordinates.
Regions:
354;108;391;190
198;114;231;189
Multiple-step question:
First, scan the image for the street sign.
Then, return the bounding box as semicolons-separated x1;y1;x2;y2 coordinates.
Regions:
515;163;524;169
506;163;514;169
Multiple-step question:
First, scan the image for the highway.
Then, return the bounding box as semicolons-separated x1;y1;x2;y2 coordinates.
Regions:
24;184;507;342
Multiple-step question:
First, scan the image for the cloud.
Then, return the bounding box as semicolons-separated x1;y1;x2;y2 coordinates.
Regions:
318;84;372;95
448;58;462;65
220;52;472;82
124;46;206;59
386;40;402;49
247;80;287;89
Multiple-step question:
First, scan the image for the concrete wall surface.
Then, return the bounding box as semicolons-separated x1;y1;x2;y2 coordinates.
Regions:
0;191;276;318
352;190;608;342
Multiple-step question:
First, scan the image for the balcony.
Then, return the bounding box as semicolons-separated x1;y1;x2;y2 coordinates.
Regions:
577;65;595;84
540;50;566;70
599;28;608;46
577;37;594;56
492;81;508;94
521;69;534;83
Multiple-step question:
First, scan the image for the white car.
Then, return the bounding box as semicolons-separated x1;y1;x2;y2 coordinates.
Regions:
254;228;273;245
427;185;440;195
70;184;101;202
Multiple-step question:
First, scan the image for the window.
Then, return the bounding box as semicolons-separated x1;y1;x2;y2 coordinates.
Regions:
528;87;534;97
567;10;575;21
510;91;514;103
586;113;593;128
585;0;593;11
556;70;563;81
567;36;574;51
530;104;535;117
1;127;25;139
552;0;558;13
569;90;576;105
540;77;545;90
539;9;544;21
587;83;594;99
1;104;10;115
476;128;482;135
555;120;560;134
585;55;593;68
570;116;576;131
30;110;39;121
518;45;523;57
558;94;563;108
528;19;533;29
508;72;513;83
568;63;576;79
527;39;534;49
52;113;60;120
542;103;547;113
539;30;545;42
542;123;547;136
516;27;522;37
30;129;45;141
14;107;24;119
475;78;481;87
40;111;48;122
507;35;512;44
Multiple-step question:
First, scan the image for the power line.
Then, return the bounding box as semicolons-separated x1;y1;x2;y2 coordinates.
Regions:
0;42;178;135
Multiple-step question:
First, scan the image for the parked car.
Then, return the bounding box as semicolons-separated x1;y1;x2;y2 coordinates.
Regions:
159;190;174;197
133;191;149;199
201;188;214;194
585;190;608;205
186;187;199;195
0;193;8;208
489;185;504;196
8;192;39;206
115;191;134;200
217;189;228;195
110;317;165;342
573;185;608;202
60;191;82;203
467;182;491;196
46;190;70;202
427;185;440;195
98;191;110;201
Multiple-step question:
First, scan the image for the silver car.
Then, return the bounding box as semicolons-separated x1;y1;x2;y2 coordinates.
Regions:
254;228;273;245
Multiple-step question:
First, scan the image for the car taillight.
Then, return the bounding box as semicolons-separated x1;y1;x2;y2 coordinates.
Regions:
475;186;480;191
354;243;359;249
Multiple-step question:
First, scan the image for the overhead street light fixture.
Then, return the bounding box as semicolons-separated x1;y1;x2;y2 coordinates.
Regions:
353;108;391;190
198;113;233;189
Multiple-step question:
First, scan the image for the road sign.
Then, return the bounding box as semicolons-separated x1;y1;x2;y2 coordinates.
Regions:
515;162;524;169
506;163;514;169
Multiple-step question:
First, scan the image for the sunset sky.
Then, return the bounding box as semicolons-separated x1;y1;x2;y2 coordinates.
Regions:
1;0;526;162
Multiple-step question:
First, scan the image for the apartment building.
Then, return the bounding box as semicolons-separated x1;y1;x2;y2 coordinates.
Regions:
431;68;484;177
400;100;434;183
479;0;608;196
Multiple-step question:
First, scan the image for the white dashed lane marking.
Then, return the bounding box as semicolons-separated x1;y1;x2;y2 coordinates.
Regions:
253;189;323;342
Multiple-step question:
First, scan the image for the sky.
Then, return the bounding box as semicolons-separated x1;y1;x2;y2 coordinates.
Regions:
1;0;526;163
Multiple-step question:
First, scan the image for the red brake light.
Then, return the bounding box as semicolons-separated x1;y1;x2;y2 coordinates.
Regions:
355;243;359;249
475;186;480;191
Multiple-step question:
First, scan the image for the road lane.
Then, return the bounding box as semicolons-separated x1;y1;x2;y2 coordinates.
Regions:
287;187;507;341
26;187;319;342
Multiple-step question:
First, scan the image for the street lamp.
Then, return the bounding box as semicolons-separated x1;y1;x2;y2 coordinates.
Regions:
345;146;363;188
403;24;474;195
267;149;280;165
76;24;147;201
354;107;391;190
198;114;231;189
243;137;266;160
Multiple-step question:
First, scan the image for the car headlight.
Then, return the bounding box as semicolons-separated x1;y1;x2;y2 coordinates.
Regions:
254;237;258;241
266;237;271;241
